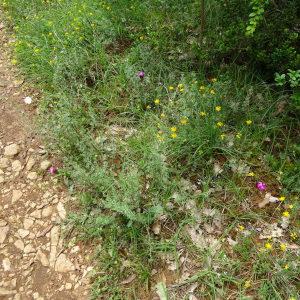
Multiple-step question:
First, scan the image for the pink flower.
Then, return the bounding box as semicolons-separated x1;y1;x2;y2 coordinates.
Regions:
48;166;58;175
256;181;266;191
137;71;145;80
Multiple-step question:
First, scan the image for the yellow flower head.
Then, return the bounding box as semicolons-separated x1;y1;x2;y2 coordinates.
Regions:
199;85;205;91
284;264;289;270
210;89;216;95
280;243;287;251
236;132;242;139
199;111;207;117
220;134;226;140
279;196;286;201
177;83;184;89
282;211;290;218
170;133;177;139
246;120;253;125
11;59;18;65
244;280;251;289
139;35;145;41
146;105;151;109
288;204;294;209
290;232;298;240
238;225;245;231
170;127;177;133
247;172;255;177
154;99;160;105
216;121;224;128
160;113;166;118
265;242;272;250
168;86;174;91
215;106;222;112
211;78;217;83
180;117;188;125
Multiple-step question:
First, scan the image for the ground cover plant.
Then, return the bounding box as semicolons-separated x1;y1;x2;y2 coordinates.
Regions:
1;0;299;299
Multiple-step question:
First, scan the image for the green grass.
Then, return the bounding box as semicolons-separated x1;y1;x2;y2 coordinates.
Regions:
1;0;299;299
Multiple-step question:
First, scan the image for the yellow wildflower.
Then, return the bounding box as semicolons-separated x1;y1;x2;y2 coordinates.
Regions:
139;35;145;41
215;106;222;112
244;280;251;289
216;122;224;127
247;172;255;177
238;225;245;231
154;99;160;105
288;204;294;209
290;232;298;240
160;113;166;118
246;120;253;125
279;196;286;201
11;59;18;65
170;133;177;139
180;117;188;125
177;83;184;89
280;243;287;251
236;132;242;139
168;86;174;91
265;242;272;250
220;134;226;140
170;127;177;133
210;89;216;95
199;85;205;91
282;211;290;218
199;111;207;117
284;264;289;270
211;78;217;83
146;105;151;109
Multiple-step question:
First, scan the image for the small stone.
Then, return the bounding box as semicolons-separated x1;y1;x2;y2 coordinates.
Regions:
0;220;7;227
27;172;38;180
26;157;36;171
18;229;29;239
12;190;23;203
23;218;34;230
54;254;75;272
4;144;20;157
14;239;24;251
0;176;4;184
2;258;11;271
57;202;66;220
65;283;72;290
23;244;36;254
36;250;49;267
30;210;41;219
11;160;22;172
40;160;51;171
42;206;53;218
0;226;9;243
0;158;9;168
0;288;16;296
14;293;21;300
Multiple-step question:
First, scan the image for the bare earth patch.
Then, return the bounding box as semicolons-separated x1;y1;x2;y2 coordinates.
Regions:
0;20;92;300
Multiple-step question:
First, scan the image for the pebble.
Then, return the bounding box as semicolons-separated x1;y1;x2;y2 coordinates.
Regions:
0;157;10;168
4;144;20;157
26;157;36;171
0;226;9;243
57;202;66;220
40;160;51;171
54;254;75;272
11;160;22;173
27;172;38;180
18;229;30;239
12;190;23;203
2;258;11;271
14;239;24;251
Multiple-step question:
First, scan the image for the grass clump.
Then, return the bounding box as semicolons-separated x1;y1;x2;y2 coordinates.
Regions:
2;0;299;299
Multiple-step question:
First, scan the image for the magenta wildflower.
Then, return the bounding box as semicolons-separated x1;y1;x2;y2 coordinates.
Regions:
256;181;267;191
48;166;58;175
137;70;145;80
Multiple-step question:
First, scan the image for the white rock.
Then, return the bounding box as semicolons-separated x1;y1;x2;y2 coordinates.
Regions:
0;158;9;168
26;157;36;171
18;229;29;239
40;160;51;171
0;176;4;184
0;226;9;243
36;250;49;267
65;283;72;290
11;160;22;172
0;220;7;227
23;244;35;254
0;288;16;296
23;96;32;104
42;206;53;218
4;144;20;157
2;258;11;271
27;172;38;180
14;239;24;251
57;202;66;220
12;190;22;203
23;218;34;230
54;254;75;272
30;210;41;219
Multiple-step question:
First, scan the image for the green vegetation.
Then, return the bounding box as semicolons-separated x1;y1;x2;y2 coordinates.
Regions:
1;0;299;299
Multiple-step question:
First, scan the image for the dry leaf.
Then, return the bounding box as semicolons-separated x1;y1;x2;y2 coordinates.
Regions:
121;274;136;285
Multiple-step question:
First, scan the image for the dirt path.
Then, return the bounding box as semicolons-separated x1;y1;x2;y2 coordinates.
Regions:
0;19;91;300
